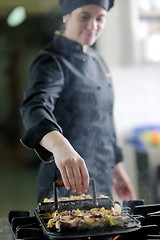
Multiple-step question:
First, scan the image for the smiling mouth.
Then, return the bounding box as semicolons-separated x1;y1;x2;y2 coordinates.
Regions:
83;31;96;39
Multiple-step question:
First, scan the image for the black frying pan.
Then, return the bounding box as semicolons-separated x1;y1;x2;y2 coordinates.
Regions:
34;179;141;239
34;209;141;240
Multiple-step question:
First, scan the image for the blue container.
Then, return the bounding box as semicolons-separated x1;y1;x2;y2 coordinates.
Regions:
126;125;160;152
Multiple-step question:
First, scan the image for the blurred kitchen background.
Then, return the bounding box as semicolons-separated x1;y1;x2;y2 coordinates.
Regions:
0;0;160;217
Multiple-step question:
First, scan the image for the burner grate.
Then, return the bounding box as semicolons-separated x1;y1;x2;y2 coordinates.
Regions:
8;210;46;240
7;201;160;240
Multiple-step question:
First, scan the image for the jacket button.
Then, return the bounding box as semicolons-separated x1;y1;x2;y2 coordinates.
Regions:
81;58;86;62
97;86;101;89
76;45;81;50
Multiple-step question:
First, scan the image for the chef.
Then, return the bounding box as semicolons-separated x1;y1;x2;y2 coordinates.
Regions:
20;0;136;202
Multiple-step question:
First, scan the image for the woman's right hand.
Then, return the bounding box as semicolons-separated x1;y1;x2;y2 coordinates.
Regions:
40;131;90;194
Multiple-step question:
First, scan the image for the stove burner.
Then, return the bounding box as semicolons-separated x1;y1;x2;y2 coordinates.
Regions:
7;201;160;240
8;211;46;239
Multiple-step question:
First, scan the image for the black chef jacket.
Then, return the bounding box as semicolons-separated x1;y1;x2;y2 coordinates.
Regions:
20;34;123;202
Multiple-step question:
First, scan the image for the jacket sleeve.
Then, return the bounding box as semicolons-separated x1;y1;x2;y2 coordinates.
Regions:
113;139;123;164
112;91;123;164
20;50;64;162
112;97;123;164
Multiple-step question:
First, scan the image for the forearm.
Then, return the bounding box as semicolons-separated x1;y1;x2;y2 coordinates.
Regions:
114;162;127;180
40;130;90;194
113;162;136;200
40;130;75;155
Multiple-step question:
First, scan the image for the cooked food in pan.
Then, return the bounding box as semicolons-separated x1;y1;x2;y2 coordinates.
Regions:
46;203;131;232
44;194;110;203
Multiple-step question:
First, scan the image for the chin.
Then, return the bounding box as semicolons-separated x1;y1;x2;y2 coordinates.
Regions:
82;39;96;46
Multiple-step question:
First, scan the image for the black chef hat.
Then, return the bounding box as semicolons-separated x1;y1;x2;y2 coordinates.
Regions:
59;0;114;15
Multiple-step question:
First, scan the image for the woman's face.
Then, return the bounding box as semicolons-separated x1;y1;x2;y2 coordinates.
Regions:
63;4;107;47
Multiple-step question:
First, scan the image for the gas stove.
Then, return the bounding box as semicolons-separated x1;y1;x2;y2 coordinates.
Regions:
8;200;160;240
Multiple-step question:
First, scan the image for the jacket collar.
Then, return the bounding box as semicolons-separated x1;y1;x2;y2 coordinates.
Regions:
53;32;89;55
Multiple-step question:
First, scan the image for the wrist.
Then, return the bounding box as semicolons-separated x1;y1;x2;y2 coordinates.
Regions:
40;130;74;154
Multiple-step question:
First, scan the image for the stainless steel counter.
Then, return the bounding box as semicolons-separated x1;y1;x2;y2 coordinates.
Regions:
0;218;12;240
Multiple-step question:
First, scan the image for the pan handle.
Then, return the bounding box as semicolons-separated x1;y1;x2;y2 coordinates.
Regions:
53;178;98;209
